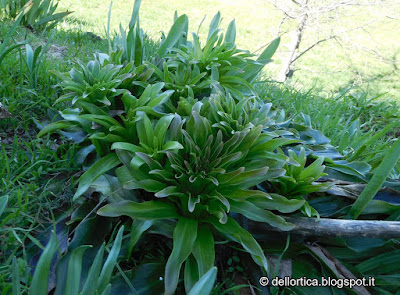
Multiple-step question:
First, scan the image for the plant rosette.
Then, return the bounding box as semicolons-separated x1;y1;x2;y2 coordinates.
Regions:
93;99;307;294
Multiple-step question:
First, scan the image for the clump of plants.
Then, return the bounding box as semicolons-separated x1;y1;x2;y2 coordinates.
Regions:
0;0;72;31
30;0;400;294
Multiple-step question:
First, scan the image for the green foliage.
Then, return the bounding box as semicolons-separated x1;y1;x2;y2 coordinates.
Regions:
187;267;217;295
0;10;27;67
107;0;144;66
29;231;59;295
0;195;8;218
94;95;309;293
261;83;400;177
33;6;298;291
51;58;132;106
348;138;400;219
146;12;280;102
22;34;54;89
15;226;125;295
0;0;30;19
1;0;400;294
266;147;331;217
0;0;72;31
31;2;400;292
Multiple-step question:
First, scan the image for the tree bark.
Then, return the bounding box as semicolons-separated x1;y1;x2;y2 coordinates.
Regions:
246;217;400;239
277;11;308;81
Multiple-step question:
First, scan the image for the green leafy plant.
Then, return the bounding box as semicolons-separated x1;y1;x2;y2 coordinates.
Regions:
107;0;143;66
0;0;29;19
91;101;310;294
348;137;400;219
19;226;124;295
38;78;174;157
51;57;132;107
22;34;54;89
0;0;72;31
265;147;331;217
201;91;276;135
146;12;280;103
27;1;400;294
0;10;28;67
33;4;312;292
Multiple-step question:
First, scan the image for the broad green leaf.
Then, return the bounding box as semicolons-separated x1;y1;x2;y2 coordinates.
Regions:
64;245;92;295
219;76;254;91
37;121;75;138
192;224;215;276
78;114;120;129
33;11;73;28
129;0;142;28
97;200;179;219
81;244;105;295
154;114;175;142
135;152;163;170
134;26;143;66
75;145;96;166
111;142;144;153
128;220;154;257
184;255;199;294
210;216;269;274
356;250;400;274
100;284;111;295
230;200;294;231
207;12;221;41
136;111;154;147
29;231;59;295
123;178;167;192
162;141;184;151
299;156;325;181
157;14;189;57
97;226;124;293
250;193;305;213
165;217;198;295
187;267;217;295
348;138;400;219
227;167;270;188
147;90;174;108
25;44;34;72
155;186;181;198
257;37;280;62
73;154;121;201
251;138;300;154
224;19;236;44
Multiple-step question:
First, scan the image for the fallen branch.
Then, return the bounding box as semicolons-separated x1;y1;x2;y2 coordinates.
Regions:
247;217;400;239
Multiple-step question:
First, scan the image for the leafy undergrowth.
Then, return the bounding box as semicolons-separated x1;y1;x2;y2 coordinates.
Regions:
260;83;400;178
1;1;400;295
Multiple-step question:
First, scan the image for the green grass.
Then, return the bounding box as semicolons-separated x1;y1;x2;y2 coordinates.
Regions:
0;21;110;290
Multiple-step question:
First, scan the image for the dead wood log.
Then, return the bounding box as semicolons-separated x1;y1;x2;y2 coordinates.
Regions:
247;217;400;239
